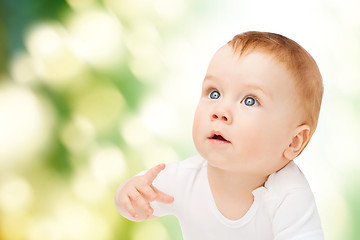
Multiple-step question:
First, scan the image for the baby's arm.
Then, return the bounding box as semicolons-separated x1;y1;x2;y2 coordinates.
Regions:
114;163;174;222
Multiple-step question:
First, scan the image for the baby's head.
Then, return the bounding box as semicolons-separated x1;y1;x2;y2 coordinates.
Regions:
228;31;323;138
192;31;323;176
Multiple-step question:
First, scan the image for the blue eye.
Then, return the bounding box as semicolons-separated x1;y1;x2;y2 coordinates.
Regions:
242;97;258;106
209;91;220;99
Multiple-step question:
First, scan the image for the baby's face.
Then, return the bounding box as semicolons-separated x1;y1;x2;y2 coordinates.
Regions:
192;45;301;177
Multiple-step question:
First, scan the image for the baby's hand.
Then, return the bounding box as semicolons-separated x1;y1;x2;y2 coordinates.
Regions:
115;163;174;221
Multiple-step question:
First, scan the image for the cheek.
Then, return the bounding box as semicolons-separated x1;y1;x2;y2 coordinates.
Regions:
258;124;290;156
192;105;204;139
234;117;287;156
192;104;209;156
236;126;264;152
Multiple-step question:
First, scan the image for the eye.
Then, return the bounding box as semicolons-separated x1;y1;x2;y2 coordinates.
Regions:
242;96;259;107
209;90;220;99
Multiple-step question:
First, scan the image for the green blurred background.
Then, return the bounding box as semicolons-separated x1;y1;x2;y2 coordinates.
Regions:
0;0;360;239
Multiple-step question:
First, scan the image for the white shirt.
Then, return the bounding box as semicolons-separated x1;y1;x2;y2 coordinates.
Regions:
149;155;324;240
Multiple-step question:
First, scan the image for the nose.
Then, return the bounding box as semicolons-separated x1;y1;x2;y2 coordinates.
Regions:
211;108;233;124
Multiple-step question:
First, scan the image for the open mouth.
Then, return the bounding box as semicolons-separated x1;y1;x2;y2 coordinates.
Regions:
209;133;231;143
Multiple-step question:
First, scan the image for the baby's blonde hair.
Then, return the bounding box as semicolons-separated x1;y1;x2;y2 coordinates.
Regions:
228;31;323;139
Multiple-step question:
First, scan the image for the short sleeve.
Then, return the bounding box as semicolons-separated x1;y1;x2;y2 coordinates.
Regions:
272;188;324;240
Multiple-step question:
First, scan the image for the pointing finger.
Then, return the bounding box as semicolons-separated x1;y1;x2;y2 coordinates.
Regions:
144;163;165;184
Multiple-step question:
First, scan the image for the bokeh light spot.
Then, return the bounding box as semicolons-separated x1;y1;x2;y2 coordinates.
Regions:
140;143;179;169
60;114;95;155
10;52;37;85
0;84;53;168
55;203;110;240
25;22;84;86
72;169;106;203
0;175;33;213
140;97;179;137
121;115;152;147
67;9;124;69
90;145;128;185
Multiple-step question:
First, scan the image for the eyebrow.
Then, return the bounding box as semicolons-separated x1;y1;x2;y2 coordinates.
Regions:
204;74;272;99
243;84;272;99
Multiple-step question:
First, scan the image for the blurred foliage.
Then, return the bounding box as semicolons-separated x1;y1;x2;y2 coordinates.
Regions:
0;0;69;69
0;0;198;239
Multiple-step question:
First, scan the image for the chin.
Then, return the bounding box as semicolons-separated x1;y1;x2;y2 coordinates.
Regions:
201;152;230;167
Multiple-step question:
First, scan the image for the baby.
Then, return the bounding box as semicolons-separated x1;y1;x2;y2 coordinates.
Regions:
115;31;324;239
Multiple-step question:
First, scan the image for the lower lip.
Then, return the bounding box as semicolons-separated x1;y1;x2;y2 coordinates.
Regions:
208;139;231;145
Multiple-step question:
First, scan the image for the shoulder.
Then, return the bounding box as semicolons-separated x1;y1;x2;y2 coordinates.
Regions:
262;162;324;238
265;161;311;194
263;161;317;215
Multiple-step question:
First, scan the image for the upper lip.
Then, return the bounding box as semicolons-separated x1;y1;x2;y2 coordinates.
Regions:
208;131;231;143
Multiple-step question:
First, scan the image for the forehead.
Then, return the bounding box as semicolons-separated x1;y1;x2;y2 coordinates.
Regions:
208;45;285;75
205;45;296;92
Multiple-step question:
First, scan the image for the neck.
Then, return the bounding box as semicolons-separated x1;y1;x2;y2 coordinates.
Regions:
207;164;268;199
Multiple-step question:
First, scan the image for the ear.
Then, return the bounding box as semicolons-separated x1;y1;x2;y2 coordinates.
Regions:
283;124;310;161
